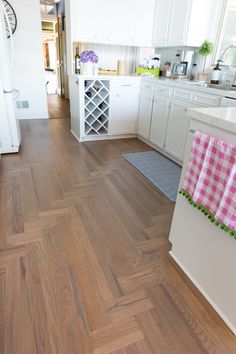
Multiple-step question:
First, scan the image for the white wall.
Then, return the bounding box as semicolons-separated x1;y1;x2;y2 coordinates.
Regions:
11;0;48;119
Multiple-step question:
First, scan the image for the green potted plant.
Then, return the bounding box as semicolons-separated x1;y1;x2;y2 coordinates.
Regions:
197;40;214;81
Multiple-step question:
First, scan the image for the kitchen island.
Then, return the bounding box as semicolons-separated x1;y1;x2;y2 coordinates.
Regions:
169;106;236;334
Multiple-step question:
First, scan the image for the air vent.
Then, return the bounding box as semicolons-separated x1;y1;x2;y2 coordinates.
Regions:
16;101;29;109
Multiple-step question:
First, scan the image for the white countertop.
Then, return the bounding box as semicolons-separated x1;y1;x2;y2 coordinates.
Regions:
142;76;236;97
69;73;140;80
187;107;236;134
69;73;236;97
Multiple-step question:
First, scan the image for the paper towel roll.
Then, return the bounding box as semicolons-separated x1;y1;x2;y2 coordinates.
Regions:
117;59;127;76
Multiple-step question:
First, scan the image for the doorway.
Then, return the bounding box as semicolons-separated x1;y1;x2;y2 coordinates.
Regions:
40;0;69;118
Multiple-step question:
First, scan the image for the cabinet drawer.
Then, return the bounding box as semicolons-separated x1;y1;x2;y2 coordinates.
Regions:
155;85;172;97
173;88;192;101
112;79;140;93
193;92;220;106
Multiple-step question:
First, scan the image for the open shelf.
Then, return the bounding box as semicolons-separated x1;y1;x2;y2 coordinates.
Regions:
84;79;110;136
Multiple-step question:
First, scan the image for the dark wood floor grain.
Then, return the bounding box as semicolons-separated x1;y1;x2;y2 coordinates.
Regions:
48;94;70;119
1;115;236;353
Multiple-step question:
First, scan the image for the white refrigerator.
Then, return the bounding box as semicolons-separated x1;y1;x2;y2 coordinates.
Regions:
0;0;21;154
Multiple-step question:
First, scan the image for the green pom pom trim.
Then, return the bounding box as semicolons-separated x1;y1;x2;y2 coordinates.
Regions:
179;188;236;239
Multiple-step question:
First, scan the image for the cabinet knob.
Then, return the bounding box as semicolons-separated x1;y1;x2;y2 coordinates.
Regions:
75;80;79;86
116;94;120;97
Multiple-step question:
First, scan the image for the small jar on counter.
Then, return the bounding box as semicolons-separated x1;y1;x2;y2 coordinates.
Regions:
163;62;172;78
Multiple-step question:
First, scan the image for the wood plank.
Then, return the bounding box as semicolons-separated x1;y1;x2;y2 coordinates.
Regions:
106;290;154;322
6;230;43;247
91;317;144;354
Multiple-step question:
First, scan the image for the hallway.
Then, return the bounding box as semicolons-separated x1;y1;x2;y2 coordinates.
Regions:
47;94;70;119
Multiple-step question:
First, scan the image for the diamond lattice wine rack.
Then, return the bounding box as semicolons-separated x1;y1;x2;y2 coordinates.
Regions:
84;80;110;136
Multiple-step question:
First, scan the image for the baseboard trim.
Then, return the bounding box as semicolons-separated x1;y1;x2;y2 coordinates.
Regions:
70;130;137;142
169;250;236;335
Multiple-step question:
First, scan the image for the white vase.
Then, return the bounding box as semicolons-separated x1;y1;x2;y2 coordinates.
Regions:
81;62;94;76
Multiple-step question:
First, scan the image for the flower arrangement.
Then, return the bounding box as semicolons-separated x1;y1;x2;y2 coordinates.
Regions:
80;50;98;64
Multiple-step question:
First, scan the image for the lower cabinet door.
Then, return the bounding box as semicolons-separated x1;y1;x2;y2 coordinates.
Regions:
150;96;170;148
69;76;80;139
109;92;140;135
165;99;193;160
138;93;153;139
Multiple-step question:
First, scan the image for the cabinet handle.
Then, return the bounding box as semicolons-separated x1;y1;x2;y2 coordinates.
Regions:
121;84;132;87
116;94;120;97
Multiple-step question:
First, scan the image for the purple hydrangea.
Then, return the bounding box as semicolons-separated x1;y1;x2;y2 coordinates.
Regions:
80;50;98;63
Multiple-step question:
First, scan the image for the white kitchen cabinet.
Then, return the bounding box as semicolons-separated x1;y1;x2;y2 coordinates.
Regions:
109;79;140;135
138;80;223;164
138;93;153;139
71;0;155;47
100;0;130;45
129;0;156;47
167;0;191;46
152;0;171;46
72;0;102;43
149;87;171;148
69;75;141;141
153;0;222;47
165;99;193;160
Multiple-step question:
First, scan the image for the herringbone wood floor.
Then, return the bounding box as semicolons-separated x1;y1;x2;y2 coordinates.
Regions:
1;117;236;354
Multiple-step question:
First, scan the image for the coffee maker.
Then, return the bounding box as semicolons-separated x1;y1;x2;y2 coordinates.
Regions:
172;50;195;78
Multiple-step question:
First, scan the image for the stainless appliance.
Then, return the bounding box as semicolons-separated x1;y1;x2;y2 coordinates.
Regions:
172;61;188;77
172;50;195;78
220;96;236;107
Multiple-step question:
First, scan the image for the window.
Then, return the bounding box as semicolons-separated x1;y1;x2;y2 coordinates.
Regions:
216;0;236;67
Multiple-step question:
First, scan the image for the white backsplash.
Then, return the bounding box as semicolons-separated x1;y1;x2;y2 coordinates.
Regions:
80;43;138;74
154;47;198;68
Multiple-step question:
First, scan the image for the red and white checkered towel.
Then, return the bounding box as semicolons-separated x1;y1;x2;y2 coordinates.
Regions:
180;131;236;236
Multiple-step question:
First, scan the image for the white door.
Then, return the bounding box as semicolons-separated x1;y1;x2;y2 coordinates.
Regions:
73;0;102;43
129;0;156;47
152;0;172;46
167;0;191;45
165;99;192;160
100;0;131;45
109;92;140;135
150;94;170;148
138;93;153;139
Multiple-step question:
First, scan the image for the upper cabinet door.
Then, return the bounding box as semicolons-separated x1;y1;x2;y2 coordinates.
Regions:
152;0;172;46
73;0;102;43
129;0;156;47
99;0;131;45
167;0;192;46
